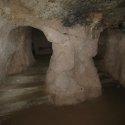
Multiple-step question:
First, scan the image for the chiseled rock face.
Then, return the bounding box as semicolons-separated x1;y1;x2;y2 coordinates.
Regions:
45;21;102;105
0;0;104;105
101;29;125;87
7;27;34;75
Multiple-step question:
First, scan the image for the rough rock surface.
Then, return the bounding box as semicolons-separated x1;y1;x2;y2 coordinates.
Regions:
98;29;125;87
0;0;124;105
44;20;102;105
7;27;34;75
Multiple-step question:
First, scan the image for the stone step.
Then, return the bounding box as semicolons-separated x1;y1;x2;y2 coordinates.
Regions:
99;73;111;79
3;74;45;85
0;95;48;117
0;85;48;116
0;81;45;90
0;86;45;102
22;66;48;76
98;72;119;88
101;81;118;88
0;62;49;117
100;78;114;84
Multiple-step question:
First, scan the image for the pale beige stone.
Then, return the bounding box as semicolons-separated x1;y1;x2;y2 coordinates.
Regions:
45;22;101;105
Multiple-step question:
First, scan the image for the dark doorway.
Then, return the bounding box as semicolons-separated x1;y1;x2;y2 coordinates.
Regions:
31;28;52;61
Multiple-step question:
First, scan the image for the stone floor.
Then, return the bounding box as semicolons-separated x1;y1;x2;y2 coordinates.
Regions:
0;56;125;125
1;88;125;125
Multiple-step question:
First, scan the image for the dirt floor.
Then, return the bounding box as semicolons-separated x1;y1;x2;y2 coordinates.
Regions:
0;55;125;125
1;87;125;125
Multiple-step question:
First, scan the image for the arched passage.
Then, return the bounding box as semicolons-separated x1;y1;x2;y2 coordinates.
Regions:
0;26;53;115
94;28;125;89
6;26;52;75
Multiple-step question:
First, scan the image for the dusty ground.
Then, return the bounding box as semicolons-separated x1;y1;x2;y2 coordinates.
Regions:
1;87;125;125
0;55;125;125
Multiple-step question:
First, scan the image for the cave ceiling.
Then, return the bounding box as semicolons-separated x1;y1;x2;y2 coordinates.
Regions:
0;0;125;28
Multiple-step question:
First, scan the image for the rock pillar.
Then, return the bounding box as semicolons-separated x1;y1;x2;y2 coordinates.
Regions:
44;20;102;105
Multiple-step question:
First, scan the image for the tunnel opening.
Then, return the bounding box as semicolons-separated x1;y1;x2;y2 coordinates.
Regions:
94;28;125;90
6;26;52;75
31;27;52;63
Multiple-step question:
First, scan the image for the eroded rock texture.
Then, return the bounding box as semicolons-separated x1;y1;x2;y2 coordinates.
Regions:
7;27;34;75
0;0;125;105
0;25;34;79
44;20;102;105
98;29;125;87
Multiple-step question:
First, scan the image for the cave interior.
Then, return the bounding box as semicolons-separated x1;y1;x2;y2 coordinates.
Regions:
0;0;125;125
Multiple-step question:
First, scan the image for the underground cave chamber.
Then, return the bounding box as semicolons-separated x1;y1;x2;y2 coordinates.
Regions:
1;26;125;105
1;0;125;124
1;26;125;125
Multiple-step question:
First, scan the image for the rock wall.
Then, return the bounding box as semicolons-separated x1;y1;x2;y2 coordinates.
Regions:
0;25;34;80
7;27;34;75
0;19;17;81
98;29;125;87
